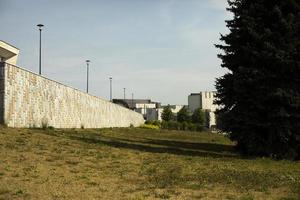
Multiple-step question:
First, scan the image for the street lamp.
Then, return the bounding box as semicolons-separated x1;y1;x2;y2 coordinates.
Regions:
123;88;126;100
86;60;90;93
37;24;44;75
109;77;112;101
131;93;134;109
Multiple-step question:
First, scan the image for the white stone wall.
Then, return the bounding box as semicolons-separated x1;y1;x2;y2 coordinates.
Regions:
2;63;144;128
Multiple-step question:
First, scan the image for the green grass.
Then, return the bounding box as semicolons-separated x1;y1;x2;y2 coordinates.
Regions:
0;127;299;199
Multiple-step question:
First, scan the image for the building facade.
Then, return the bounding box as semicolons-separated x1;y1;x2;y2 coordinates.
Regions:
113;99;161;120
113;99;185;121
0;40;19;65
156;105;186;121
188;91;218;127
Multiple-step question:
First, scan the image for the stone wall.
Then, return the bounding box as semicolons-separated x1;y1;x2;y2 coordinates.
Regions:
0;62;5;124
0;62;144;128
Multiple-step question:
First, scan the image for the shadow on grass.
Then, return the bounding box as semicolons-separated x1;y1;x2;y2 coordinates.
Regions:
66;133;238;159
117;137;235;153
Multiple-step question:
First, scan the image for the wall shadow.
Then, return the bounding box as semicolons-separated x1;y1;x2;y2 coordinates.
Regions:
66;134;238;159
110;137;235;153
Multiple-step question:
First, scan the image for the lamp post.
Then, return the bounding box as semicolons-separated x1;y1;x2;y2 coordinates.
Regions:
86;60;90;93
109;77;112;101
123;88;126;100
37;24;44;75
131;93;134;110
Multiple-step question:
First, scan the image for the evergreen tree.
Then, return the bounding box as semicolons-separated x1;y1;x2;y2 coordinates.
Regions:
191;108;205;126
177;107;190;122
161;105;174;122
216;0;300;159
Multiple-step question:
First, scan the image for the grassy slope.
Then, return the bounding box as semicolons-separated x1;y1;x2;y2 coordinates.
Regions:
0;127;299;200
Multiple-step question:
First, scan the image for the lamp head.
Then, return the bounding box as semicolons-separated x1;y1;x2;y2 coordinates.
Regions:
37;24;44;30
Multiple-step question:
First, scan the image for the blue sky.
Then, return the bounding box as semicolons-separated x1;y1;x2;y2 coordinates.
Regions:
0;0;230;105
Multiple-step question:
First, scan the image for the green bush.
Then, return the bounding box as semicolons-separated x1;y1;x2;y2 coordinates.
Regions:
161;121;205;132
180;121;188;131
139;124;160;130
187;122;196;131
145;120;152;125
192;108;206;126
161;121;179;130
195;123;205;132
152;120;161;126
177;107;191;123
161;105;174;122
145;120;161;127
161;121;168;129
168;121;180;130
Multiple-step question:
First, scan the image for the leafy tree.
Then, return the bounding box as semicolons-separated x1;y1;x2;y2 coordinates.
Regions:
205;110;211;128
177;107;190;123
161;105;174;122
215;0;300;159
191;108;205;126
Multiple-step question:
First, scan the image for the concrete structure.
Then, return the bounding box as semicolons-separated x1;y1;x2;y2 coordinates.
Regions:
113;99;161;120
156;105;186;121
0;41;144;128
113;99;186;121
169;105;185;114
0;40;19;65
188;91;218;127
0;62;144;128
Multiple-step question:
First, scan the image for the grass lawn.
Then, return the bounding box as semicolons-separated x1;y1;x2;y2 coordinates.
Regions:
0;127;299;199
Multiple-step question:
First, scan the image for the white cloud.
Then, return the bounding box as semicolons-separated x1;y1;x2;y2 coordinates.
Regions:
179;25;220;48
208;0;228;11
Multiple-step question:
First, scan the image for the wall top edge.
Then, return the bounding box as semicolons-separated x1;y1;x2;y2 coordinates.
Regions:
2;62;142;116
0;40;19;50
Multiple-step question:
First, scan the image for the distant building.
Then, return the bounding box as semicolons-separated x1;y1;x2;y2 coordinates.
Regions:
188;91;218;127
156;105;186;121
113;99;161;120
0;40;19;65
113;99;186;121
169;105;185;113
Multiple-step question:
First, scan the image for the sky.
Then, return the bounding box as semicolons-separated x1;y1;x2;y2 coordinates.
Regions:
0;0;230;105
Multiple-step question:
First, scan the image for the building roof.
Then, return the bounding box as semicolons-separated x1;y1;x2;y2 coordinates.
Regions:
0;40;19;65
113;99;161;109
189;91;217;96
0;40;19;58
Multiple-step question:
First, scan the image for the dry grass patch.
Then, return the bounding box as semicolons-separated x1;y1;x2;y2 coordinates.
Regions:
0;127;299;199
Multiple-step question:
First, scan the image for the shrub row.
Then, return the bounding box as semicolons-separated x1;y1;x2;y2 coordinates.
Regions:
145;120;206;132
139;124;160;130
145;120;161;126
161;121;206;132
